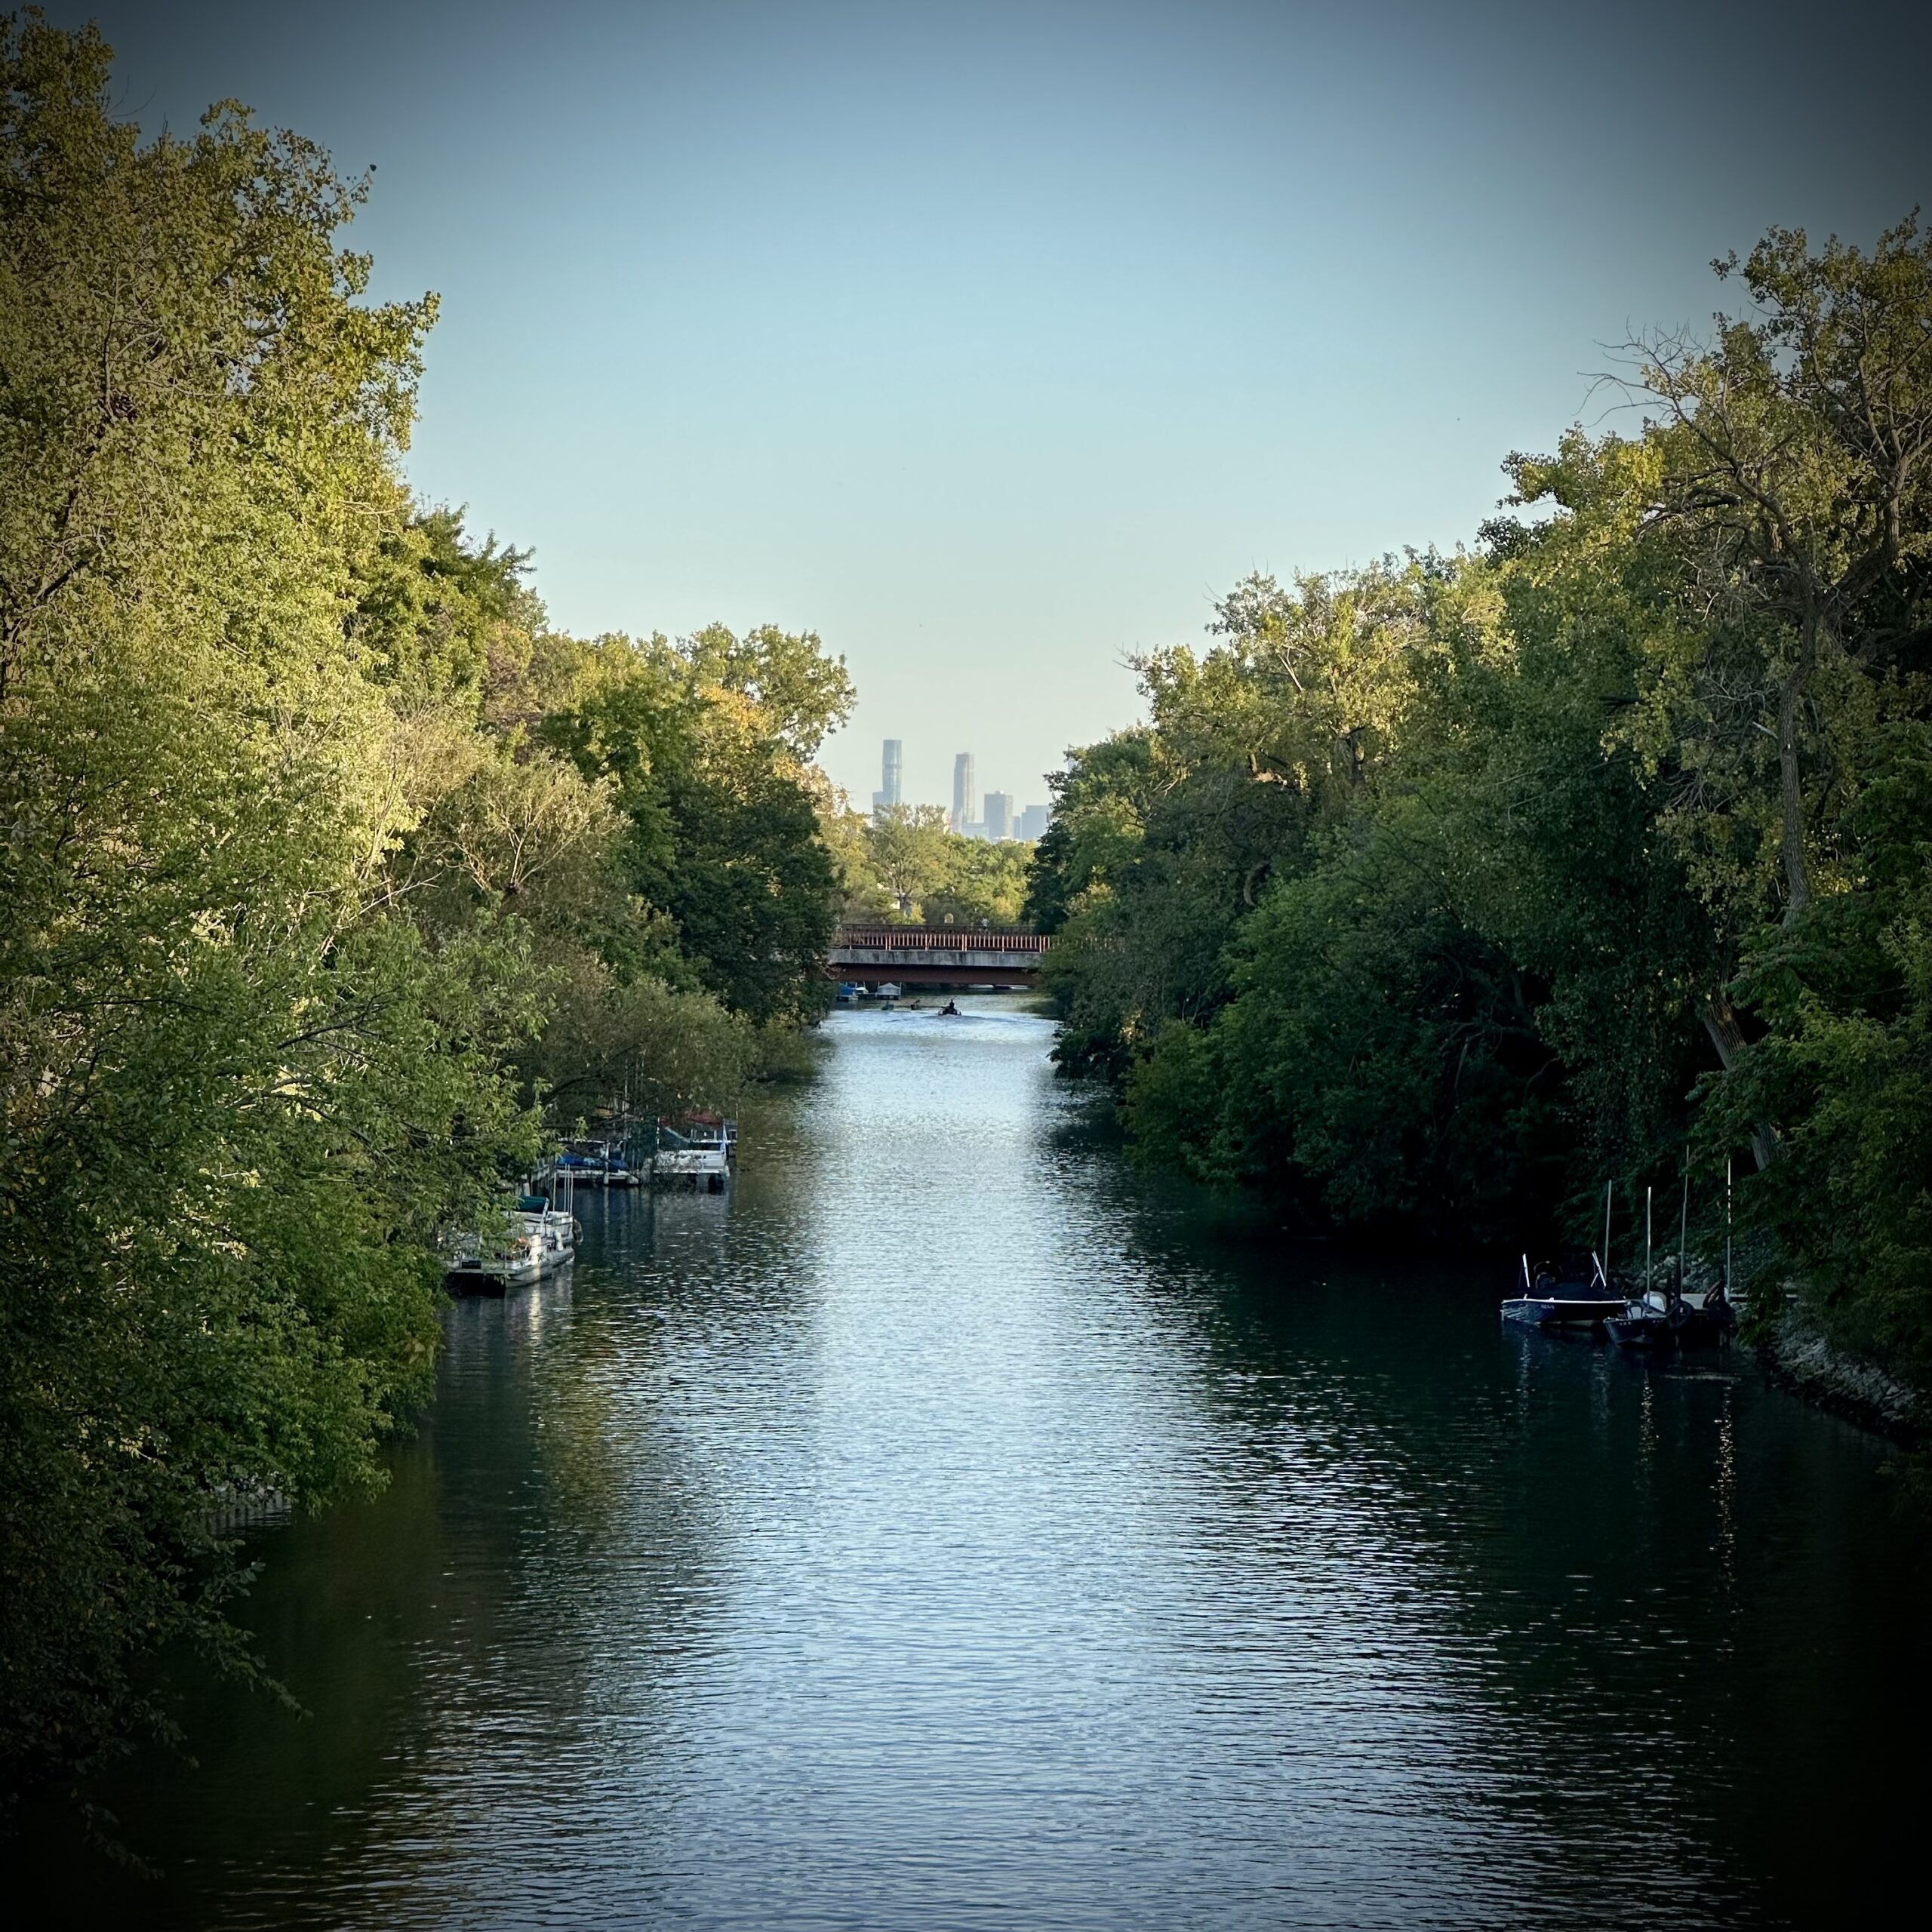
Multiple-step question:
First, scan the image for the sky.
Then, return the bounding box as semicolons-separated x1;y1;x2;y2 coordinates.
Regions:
60;0;1932;813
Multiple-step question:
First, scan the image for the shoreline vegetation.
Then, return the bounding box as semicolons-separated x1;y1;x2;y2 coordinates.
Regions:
1021;222;1932;1458
0;17;881;1814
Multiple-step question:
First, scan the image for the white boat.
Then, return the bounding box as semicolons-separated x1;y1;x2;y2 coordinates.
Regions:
649;1116;737;1191
1500;1251;1623;1331
445;1196;577;1295
651;1146;731;1188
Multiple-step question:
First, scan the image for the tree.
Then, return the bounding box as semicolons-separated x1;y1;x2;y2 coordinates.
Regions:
864;804;950;915
923;835;1034;928
0;17;539;1801
537;627;847;1026
1148;562;1431;801
1047;217;1932;1420
523;967;756;1124
1612;217;1932;927
681;620;855;764
0;20;866;1809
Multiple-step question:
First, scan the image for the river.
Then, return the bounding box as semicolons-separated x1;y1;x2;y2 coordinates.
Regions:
27;1000;1932;1927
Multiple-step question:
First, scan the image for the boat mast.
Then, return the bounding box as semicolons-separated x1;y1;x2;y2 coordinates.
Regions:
1678;1170;1689;1306
1726;1156;1734;1297
1645;1186;1654;1303
1601;1180;1613;1286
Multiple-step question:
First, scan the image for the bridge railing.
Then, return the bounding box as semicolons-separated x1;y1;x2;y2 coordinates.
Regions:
832;926;1051;952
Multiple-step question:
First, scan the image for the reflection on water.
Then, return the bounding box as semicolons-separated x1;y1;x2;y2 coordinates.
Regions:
24;1001;1932;1927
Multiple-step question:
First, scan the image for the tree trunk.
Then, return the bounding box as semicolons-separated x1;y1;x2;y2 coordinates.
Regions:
1777;610;1817;923
1702;987;1777;1170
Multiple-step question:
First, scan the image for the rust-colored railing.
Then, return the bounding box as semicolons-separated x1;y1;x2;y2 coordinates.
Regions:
832;927;1051;952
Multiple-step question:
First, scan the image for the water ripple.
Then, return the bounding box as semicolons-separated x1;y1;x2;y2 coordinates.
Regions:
27;1001;1932;1929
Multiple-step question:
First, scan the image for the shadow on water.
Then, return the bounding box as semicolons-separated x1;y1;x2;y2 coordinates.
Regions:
18;997;1932;1928
1044;1103;1932;1926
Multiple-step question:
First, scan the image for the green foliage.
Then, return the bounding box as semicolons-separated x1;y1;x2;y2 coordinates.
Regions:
681;620;855;764
923;834;1034;928
0;16;851;1808
1038;219;1932;1407
860;804;952;916
1128;800;1569;1242
1025;558;1438;1081
0;14;535;1801
524;966;757;1124
1702;729;1932;1379
838;803;1037;929
349;508;537;699
535;625;848;1026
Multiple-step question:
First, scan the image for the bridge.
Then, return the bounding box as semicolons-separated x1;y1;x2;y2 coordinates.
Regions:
826;925;1051;988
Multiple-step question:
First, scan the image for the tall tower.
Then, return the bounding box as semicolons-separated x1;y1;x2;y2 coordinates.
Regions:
872;738;903;811
951;752;975;833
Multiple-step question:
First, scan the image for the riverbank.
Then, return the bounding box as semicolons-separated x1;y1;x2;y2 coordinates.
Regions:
1757;1305;1925;1447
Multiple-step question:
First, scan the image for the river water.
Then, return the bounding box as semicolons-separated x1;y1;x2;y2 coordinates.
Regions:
28;1001;1932;1927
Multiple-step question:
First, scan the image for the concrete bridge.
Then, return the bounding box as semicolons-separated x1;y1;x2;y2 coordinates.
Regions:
826;925;1051;988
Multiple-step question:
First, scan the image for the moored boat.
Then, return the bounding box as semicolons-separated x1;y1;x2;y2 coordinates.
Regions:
648;1115;738;1191
1613;1283;1734;1347
1606;1299;1671;1347
1607;1173;1737;1349
555;1138;635;1187
445;1192;577;1296
1500;1250;1624;1331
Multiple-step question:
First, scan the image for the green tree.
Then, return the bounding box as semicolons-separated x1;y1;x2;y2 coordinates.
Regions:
863;804;952;917
924;835;1035;928
538;626;848;1026
0;16;539;1802
1051;217;1932;1423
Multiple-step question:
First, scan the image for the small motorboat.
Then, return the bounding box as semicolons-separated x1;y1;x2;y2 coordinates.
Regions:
1606;1299;1671;1347
935;999;961;1017
1611;1281;1735;1347
1500;1250;1624;1331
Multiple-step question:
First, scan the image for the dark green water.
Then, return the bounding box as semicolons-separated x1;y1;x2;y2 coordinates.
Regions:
21;1001;1932;1927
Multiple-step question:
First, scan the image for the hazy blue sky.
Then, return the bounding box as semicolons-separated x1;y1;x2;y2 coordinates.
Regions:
63;1;1932;811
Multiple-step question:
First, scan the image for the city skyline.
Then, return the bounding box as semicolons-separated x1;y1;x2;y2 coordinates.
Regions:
851;743;1046;840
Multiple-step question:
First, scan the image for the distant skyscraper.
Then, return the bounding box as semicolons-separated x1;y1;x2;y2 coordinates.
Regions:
1018;804;1049;842
984;792;1014;841
872;738;903;812
951;752;975;832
